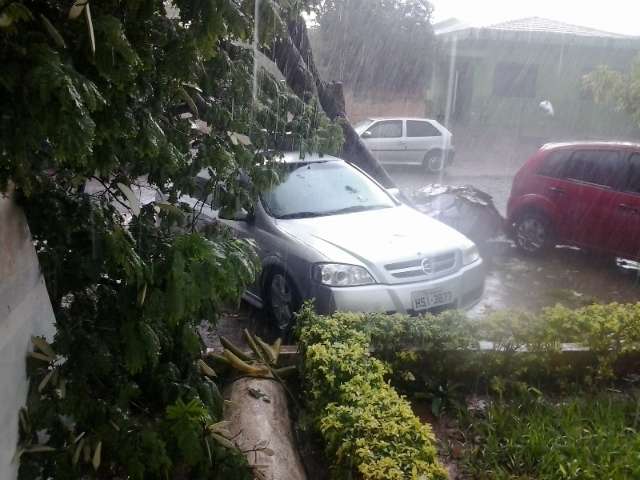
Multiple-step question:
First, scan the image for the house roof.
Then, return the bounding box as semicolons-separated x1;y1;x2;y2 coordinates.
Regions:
487;17;629;39
435;16;639;45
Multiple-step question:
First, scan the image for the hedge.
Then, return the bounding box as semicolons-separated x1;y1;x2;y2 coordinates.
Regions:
296;306;448;480
360;303;640;394
296;302;640;478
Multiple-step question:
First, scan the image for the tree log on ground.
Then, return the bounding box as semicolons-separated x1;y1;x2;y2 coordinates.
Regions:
224;377;308;480
265;17;396;188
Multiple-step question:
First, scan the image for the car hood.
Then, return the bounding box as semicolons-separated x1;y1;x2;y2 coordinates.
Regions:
274;205;474;278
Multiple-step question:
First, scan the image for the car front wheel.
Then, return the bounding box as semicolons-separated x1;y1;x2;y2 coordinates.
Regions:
266;272;300;336
514;212;554;255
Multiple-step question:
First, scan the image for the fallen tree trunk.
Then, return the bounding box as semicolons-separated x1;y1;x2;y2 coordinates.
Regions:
264;17;395;188
224;377;307;480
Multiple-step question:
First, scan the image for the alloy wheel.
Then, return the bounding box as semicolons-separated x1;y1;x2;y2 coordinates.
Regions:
516;216;547;253
269;273;295;332
426;153;445;173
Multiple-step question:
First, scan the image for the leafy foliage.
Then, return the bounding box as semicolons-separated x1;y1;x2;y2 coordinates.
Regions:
296;306;448;480
1;1;342;478
584;57;640;127
310;0;435;92
460;392;640;479
296;301;640;479
353;303;640;403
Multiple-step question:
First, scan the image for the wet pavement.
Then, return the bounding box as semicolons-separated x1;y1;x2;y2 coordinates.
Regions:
471;241;640;317
390;160;640;316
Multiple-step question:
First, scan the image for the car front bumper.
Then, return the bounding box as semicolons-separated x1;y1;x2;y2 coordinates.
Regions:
310;259;484;316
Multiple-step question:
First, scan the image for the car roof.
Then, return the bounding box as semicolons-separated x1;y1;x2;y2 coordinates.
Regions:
195;152;344;180
272;151;344;164
367;117;437;122
542;141;640;151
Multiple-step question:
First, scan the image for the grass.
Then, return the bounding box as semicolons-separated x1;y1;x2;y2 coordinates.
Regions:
460;392;640;479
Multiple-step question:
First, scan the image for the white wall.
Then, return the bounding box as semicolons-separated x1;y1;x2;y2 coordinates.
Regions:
0;192;55;479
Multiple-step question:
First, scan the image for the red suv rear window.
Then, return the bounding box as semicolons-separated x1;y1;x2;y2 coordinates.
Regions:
537;150;571;178
537;148;626;189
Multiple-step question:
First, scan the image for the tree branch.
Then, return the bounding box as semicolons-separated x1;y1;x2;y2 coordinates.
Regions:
264;16;396;188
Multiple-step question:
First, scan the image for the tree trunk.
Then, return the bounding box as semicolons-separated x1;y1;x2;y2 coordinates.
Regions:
224;377;308;480
265;17;396;188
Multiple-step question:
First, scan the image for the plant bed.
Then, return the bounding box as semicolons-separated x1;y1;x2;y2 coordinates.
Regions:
296;306;448;480
455;391;640;479
295;302;640;480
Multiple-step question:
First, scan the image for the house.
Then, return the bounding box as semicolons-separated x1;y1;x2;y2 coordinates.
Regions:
430;17;640;166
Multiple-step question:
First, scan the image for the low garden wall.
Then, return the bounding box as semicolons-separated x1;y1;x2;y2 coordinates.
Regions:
0;193;55;479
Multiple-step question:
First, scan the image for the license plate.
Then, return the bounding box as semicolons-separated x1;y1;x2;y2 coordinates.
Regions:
411;289;453;311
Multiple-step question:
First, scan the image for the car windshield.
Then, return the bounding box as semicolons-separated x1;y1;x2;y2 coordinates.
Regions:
261;161;395;219
352;119;374;131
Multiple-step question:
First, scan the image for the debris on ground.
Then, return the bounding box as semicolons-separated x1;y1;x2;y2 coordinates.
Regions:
248;387;272;403
408;184;505;245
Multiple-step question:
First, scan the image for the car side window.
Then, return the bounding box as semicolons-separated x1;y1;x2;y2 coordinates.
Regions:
624;153;640;194
365;120;402;138
537;150;571;178
406;120;441;138
564;150;624;188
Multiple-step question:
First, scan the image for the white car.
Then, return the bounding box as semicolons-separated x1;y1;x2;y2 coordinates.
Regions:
355;117;455;173
212;152;484;333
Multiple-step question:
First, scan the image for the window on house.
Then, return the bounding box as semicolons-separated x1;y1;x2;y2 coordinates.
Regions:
406;121;441;137
564;150;624;188
365;120;403;138
492;62;538;98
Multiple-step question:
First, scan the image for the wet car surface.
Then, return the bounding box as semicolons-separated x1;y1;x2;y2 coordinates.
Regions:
210;157;640;344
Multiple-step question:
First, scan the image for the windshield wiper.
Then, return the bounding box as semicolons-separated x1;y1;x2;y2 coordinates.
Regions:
323;205;391;216
276;211;323;219
276;205;391;219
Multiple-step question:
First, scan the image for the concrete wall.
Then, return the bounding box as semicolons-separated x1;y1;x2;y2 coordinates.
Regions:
0;192;55;479
345;89;427;123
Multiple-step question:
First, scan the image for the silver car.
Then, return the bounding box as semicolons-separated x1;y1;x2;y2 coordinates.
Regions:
215;153;484;332
355;117;455;173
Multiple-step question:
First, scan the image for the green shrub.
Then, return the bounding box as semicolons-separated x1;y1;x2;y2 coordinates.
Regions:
297;307;448;480
360;303;640;399
461;393;640;479
297;302;640;479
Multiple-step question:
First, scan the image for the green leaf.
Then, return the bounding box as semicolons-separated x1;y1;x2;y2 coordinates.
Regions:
40;14;66;49
84;3;95;55
68;1;87;20
117;182;141;216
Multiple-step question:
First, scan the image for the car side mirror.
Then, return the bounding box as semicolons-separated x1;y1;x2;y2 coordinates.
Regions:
232;207;252;222
361;131;372;139
238;171;253;189
219;207;253;222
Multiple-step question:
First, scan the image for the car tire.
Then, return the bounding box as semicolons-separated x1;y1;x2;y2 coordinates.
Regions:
513;211;555;256
424;151;445;174
265;271;300;338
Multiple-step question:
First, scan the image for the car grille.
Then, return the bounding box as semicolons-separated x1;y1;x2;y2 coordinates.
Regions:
384;251;458;281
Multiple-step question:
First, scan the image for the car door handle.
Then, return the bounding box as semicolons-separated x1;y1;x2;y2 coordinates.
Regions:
618;203;638;213
548;187;565;194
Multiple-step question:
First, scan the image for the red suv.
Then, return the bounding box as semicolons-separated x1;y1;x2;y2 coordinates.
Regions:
507;142;640;259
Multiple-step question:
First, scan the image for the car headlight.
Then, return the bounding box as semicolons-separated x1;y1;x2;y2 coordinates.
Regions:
462;245;481;266
312;263;375;287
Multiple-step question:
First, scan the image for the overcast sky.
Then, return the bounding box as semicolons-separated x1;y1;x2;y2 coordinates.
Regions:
430;0;640;36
